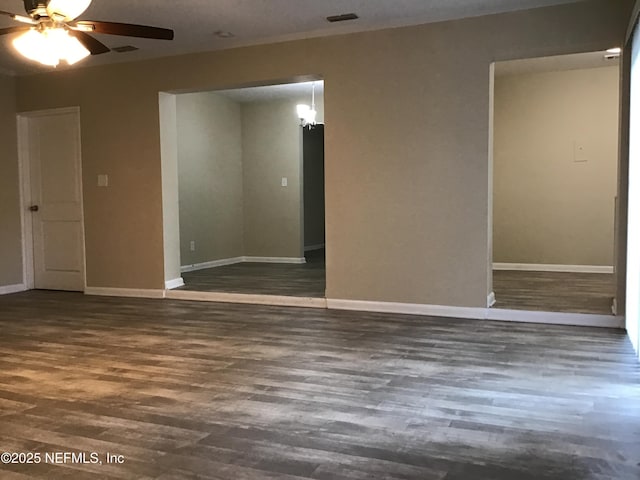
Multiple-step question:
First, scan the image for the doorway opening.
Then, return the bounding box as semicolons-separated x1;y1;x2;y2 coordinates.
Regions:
159;80;326;305
17;107;86;292
490;52;620;316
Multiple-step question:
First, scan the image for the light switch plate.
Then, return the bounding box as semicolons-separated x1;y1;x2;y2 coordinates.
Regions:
281;177;288;187
97;174;109;187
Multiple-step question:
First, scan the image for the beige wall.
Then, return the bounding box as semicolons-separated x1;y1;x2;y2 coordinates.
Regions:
242;98;305;258
174;93;320;264
177;92;244;266
0;73;22;288
494;66;619;266
13;0;632;304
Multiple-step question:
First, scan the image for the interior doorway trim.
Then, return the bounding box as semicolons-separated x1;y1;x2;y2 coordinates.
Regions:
17;106;87;291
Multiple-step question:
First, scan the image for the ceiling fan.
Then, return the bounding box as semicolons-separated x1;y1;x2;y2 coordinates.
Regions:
0;0;174;66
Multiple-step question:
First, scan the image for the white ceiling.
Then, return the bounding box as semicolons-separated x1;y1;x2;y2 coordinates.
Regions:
0;0;586;76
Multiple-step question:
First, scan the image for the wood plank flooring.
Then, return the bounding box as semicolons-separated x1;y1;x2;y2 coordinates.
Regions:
493;271;615;315
181;252;613;315
179;250;325;298
0;291;638;479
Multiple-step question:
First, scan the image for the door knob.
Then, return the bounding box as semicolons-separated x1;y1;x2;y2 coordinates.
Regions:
29;205;39;212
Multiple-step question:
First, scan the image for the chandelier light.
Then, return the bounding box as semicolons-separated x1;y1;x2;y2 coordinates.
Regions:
13;27;90;66
296;82;318;128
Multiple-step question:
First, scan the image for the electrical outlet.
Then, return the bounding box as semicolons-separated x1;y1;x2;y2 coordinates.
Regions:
190;240;196;251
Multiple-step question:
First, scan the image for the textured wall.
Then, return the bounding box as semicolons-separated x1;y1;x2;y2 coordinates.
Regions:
0;73;22;288
176;92;244;266
14;0;632;303
242;98;304;258
494;66;619;266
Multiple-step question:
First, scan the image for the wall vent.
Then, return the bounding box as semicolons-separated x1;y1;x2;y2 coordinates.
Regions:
327;13;359;23
112;45;139;53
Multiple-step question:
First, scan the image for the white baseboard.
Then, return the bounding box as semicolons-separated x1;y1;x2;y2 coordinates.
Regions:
165;277;185;290
326;299;487;320
84;287;166;299
326;298;622;328
181;256;305;273
81;285;621;329
0;283;27;295
493;263;614;274
304;243;325;252
165;289;326;308
243;256;306;264
487;291;496;308
487;308;624;328
181;257;243;273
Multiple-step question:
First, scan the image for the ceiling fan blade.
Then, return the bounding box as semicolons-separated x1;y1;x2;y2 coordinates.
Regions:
68;30;110;55
73;21;174;40
0;26;30;36
0;9;35;23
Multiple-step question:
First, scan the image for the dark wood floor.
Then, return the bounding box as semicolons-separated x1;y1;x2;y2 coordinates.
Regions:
179;250;326;298
0;291;638;479
493;271;615;315
181;254;614;315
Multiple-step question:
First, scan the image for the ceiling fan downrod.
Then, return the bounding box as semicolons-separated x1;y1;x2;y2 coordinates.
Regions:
22;0;48;19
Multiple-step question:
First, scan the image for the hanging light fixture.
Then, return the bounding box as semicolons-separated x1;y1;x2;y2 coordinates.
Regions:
10;0;92;67
13;27;90;66
296;82;318;128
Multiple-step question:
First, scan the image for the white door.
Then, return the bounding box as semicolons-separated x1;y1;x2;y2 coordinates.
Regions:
23;109;85;291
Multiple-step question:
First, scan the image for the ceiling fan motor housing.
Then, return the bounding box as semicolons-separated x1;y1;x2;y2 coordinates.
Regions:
23;0;48;17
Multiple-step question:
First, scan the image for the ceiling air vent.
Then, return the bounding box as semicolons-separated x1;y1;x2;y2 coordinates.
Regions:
327;13;359;23
112;45;139;53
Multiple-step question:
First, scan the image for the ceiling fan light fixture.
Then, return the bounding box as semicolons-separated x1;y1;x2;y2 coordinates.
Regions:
12;14;36;24
71;23;95;32
47;0;92;20
296;103;310;119
13;27;90;66
13;29;56;66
